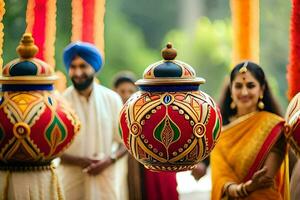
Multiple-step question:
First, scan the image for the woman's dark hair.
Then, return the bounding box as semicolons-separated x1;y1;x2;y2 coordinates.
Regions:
219;61;282;125
113;72;136;88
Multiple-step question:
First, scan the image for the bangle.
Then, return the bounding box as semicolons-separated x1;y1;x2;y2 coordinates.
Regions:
223;182;236;197
230;185;239;198
235;183;250;198
224;182;250;198
241;183;249;196
236;183;249;198
236;184;245;197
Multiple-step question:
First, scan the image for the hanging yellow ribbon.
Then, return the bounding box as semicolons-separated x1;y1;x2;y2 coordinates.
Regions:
230;0;259;66
71;0;83;43
94;0;105;56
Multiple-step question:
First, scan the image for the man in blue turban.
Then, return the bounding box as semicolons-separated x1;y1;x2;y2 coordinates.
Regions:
63;41;103;73
59;41;127;200
63;41;103;92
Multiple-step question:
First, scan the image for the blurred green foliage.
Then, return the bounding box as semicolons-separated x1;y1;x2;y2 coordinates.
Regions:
54;0;72;75
2;0;26;63
100;0;159;86
163;17;232;100
1;0;291;109
120;0;181;49
260;0;291;109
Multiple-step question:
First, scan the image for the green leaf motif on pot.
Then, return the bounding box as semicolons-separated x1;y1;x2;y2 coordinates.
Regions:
154;117;180;148
46;116;67;149
213;118;220;140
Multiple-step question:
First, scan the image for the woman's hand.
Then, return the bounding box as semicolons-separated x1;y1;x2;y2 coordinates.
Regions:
244;167;274;192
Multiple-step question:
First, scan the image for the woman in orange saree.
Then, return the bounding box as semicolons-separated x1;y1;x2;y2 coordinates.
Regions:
211;61;289;200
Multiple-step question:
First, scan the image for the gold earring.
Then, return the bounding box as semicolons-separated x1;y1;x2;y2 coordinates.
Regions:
258;95;264;110
230;101;236;109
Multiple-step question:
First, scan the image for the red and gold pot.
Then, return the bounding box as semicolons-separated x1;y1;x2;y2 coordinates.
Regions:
119;43;222;171
0;33;80;168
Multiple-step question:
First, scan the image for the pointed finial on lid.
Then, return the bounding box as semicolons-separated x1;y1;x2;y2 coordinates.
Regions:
16;33;39;59
161;42;177;60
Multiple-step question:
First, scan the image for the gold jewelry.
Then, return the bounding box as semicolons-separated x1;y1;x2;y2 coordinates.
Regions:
258;95;264;110
239;61;248;73
236;183;249;197
230;101;236;109
233;183;249;198
223;182;237;197
224;182;251;198
241;183;249;196
236;184;244;197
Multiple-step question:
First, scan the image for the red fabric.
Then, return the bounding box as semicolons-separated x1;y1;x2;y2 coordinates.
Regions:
243;121;284;181
82;0;95;43
144;169;178;200
287;0;300;99
32;0;46;60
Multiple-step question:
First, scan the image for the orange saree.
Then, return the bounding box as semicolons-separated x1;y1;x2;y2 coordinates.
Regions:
211;111;289;200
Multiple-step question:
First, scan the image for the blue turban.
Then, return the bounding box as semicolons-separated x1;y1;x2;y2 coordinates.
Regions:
63;41;103;72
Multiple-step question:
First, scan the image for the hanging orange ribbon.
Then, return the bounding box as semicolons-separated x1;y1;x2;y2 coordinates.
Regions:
26;0;57;68
230;0;259;66
287;0;300;100
71;0;105;56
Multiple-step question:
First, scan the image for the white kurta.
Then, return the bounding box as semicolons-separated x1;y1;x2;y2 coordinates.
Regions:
58;83;126;200
0;169;64;200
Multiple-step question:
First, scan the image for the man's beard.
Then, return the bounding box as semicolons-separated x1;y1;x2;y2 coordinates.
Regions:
71;74;94;91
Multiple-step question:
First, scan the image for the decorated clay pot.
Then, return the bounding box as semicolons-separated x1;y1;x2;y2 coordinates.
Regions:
0;33;80;167
285;92;300;157
119;43;222;171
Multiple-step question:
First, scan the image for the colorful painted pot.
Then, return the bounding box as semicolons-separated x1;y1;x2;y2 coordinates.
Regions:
285;92;300;157
119;43;222;171
0;33;80;167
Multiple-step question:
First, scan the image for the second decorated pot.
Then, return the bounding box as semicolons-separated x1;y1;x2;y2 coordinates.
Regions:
119;43;222;171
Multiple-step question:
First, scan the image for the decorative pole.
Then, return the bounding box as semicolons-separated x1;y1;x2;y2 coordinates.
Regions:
230;0;259;66
71;0;105;56
25;0;57;68
285;0;300;162
287;0;300;99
